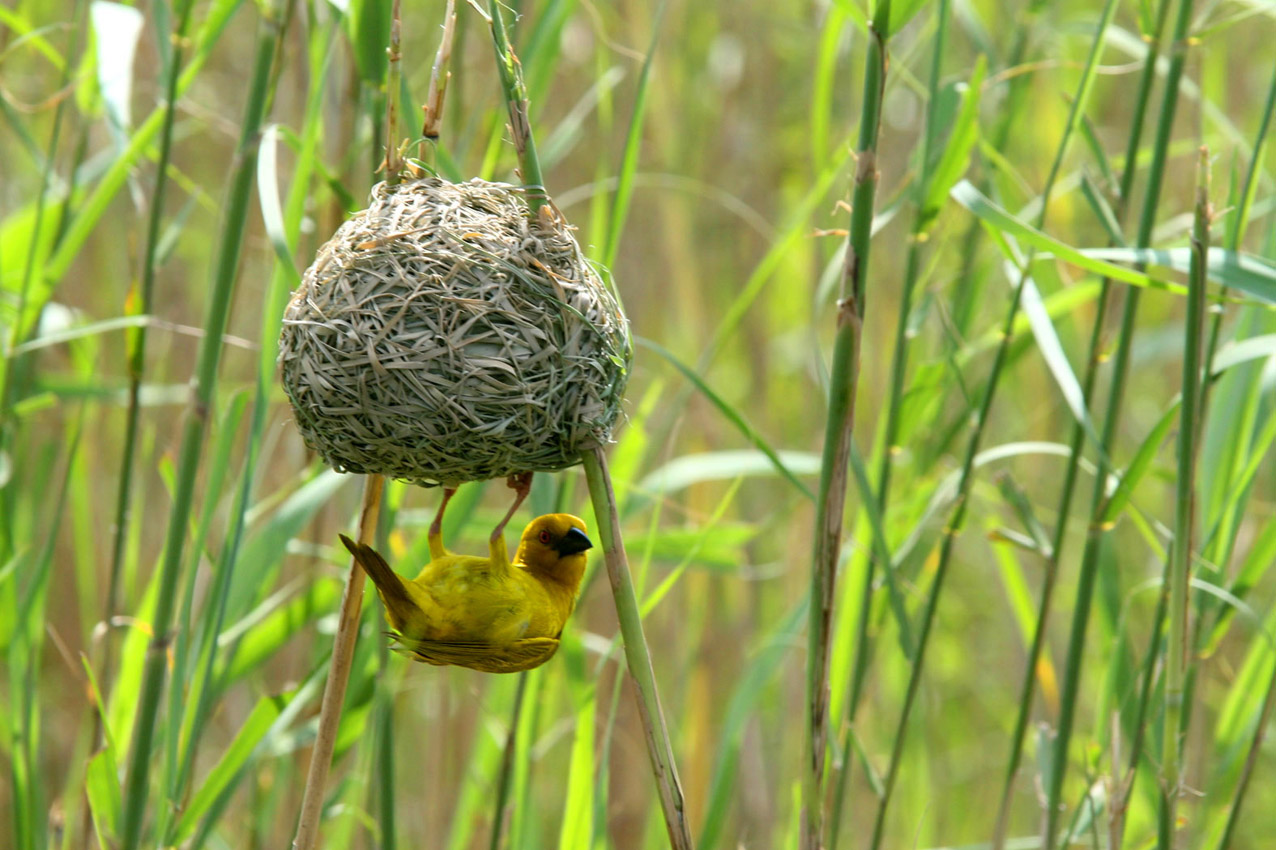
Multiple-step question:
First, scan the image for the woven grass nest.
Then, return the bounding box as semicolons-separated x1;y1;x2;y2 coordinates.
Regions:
278;177;631;487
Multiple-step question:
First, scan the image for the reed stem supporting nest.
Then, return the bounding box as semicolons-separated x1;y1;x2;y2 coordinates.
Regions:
292;473;384;850
583;447;694;850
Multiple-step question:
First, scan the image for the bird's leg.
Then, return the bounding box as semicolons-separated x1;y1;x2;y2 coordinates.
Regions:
490;472;533;546
427;486;456;561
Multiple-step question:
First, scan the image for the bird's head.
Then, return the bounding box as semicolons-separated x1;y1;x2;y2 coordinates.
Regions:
516;513;592;590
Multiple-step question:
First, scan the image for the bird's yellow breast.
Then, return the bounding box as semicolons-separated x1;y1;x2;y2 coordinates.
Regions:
393;554;571;646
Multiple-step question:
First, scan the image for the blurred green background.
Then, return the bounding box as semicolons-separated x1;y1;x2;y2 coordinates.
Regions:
2;0;1276;848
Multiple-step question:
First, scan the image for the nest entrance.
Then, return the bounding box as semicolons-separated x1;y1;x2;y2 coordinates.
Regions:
279;178;631;486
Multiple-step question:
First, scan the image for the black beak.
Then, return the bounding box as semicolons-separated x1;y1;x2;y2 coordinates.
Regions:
555;527;593;556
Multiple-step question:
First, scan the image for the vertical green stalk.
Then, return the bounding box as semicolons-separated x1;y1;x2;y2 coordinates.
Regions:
97;0;194;746
583;448;693;849
1210;66;1276;850
421;0;457;146
117;6;285;849
1046;2;1197;846
488;673;530;850
870;0;948;515
990;1;1169;844
487;0;546;213
805;2;890;847
1159;147;1209;850
486;6;688;844
867;1;1117;845
834;2;947;846
846;0;952;717
295;2;410;845
948;0;1051;338
0;0;87;561
1216;657;1276;850
385;0;403;181
374;651;398;850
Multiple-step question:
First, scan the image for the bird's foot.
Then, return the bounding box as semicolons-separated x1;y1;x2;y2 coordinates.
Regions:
428;486;457;559
490;472;534;546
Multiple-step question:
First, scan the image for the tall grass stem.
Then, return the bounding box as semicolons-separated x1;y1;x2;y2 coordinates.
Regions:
804;2;890;847
94;3;194;807
1045;1;1197;844
1159;146;1209;850
988;0;1161;842
1211;65;1276;850
292;474;385;850
486;0;546;213
583;447;693;848
869;1;1118;844
488;673;529;850
116;8;284;849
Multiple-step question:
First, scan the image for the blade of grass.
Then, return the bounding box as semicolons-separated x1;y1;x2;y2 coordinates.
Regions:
947;0;1053;339
598;0;667;270
0;0;87;560
639;337;813;499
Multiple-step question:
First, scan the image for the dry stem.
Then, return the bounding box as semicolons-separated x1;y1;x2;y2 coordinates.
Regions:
292;473;385;850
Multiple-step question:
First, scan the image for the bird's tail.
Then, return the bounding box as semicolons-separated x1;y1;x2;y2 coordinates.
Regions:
338;534;417;623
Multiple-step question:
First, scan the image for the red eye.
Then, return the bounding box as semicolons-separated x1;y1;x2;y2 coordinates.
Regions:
538;529;552;544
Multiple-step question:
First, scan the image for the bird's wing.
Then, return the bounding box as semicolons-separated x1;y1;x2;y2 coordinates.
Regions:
389;634;560;673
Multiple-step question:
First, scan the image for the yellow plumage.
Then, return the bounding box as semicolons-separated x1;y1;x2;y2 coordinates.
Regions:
339;513;592;674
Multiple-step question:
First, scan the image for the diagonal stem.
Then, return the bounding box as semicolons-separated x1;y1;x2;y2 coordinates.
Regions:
582;447;694;849
292;474;385;850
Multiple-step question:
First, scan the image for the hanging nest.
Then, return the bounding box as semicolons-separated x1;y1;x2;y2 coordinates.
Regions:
278;177;631;487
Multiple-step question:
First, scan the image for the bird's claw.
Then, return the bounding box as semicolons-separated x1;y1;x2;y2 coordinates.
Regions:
428;486;457;560
506;472;533;497
491;472;534;546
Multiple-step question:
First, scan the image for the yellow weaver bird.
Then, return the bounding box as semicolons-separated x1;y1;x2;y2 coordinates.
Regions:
338;475;592;673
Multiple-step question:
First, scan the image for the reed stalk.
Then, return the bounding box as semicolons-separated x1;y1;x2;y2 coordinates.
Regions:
482;5;689;843
486;0;546;213
841;0;948;734
1045;1;1198;845
989;0;1171;844
1210;65;1276;850
868;2;1118;845
1157;146;1209;850
830;0;949;836
292;474;385;850
804;3;890;847
293;2;410;846
421;0;457;146
117;6;285;848
100;0;194;699
582;448;693;849
488;673;530;850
